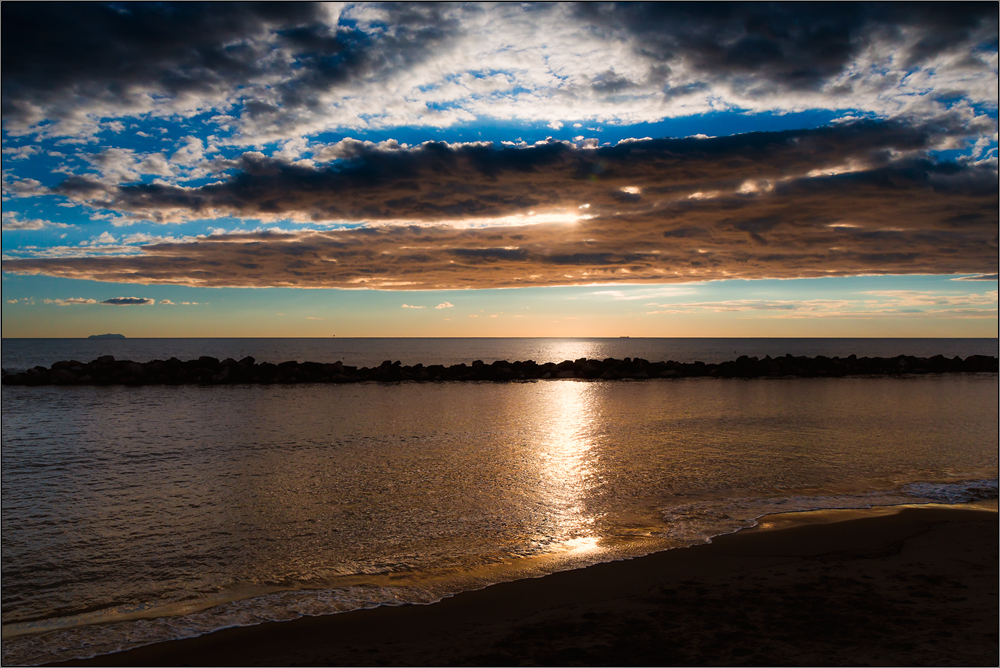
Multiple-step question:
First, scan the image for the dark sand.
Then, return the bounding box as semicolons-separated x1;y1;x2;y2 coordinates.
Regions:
56;504;998;667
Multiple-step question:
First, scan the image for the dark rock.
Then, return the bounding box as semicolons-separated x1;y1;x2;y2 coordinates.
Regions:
51;369;77;383
2;352;996;387
964;355;999;372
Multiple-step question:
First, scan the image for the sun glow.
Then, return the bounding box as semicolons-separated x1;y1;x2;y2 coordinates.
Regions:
446;211;583;228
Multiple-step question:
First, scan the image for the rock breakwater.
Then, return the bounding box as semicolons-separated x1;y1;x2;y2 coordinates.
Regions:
2;354;997;386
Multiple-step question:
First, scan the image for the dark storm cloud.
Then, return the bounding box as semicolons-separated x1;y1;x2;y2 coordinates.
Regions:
0;2;461;134
3;3;305;120
101;297;154;305
574;2;998;94
57;119;986;224
3;3;995;138
6;2;991;104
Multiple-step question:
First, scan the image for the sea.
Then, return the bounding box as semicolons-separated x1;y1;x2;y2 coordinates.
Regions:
2;338;998;665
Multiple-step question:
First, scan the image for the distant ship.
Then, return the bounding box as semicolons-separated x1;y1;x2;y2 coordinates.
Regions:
619;336;630;339
88;333;125;339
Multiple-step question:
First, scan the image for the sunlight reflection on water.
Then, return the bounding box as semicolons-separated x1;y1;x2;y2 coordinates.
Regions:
531;381;599;549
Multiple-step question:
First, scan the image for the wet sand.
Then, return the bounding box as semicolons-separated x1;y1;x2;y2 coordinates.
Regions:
56;504;998;667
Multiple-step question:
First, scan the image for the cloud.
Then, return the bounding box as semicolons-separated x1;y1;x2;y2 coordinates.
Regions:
101;297;154;305
79;148;178;185
2;145;40;160
4;165;996;289
0;3;461;140
43;297;98;306
159;299;175;305
1;212;72;231
55;119;993;227
646;292;998;318
1;3;995;141
952;274;999;281
91;232;118;245
7;120;995;290
857;290;998;307
593;287;700;300
647;299;854;314
576;3;995;95
401;304;426;309
171;136;206;166
1;172;48;199
435;302;455;309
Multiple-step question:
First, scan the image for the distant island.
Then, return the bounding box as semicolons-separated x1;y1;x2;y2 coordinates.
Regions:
88;333;126;339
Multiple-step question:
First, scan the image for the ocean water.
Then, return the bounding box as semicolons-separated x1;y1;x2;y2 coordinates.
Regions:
2;338;998;665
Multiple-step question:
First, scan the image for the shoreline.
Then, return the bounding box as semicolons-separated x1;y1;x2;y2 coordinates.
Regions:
51;502;999;667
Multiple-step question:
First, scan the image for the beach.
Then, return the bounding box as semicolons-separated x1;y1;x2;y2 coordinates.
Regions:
56;503;998;667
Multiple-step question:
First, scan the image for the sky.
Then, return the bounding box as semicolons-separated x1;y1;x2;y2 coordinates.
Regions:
1;1;997;338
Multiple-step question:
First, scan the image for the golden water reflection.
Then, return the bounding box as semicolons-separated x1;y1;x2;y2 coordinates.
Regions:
536;340;602;366
525;380;602;556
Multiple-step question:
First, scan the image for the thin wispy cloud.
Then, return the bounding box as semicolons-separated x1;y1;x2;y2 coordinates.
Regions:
43;297;98;306
952;274;999;281
2;212;73;231
647;291;998;319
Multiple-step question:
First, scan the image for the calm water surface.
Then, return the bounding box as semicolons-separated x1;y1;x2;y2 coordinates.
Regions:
1;339;997;665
